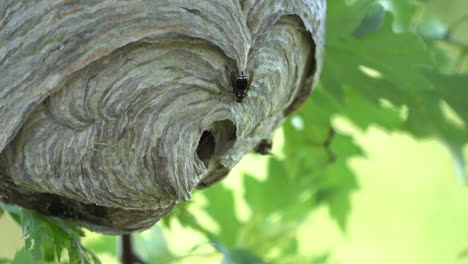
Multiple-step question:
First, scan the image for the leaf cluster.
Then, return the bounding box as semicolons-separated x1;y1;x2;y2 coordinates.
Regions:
0;204;99;264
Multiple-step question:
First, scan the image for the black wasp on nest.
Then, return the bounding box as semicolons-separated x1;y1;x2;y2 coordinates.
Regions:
231;71;254;103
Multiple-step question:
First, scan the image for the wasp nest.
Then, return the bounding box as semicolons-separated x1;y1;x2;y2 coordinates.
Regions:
0;0;325;234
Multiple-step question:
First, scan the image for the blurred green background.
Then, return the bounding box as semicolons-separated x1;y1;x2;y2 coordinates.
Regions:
1;0;468;263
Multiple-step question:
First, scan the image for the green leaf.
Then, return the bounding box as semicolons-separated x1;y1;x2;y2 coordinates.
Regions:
424;71;468;124
10;248;33;264
269;251;331;264
403;90;468;182
243;174;265;213
310;252;331;264
19;210;100;264
353;4;385;38
380;0;418;32
327;0;377;40
0;258;9;264
323;4;467;183
161;199;213;239
417;15;447;40
227;250;264;264
330;85;403;131
212;241;263;264
325;14;434;104
281;90;364;230
134;226;175;264
244;158;299;216
0;204;22;225
283;90;335;160
20;210;42;262
202;184;241;247
281;238;299;256
83;235;116;256
317;134;360;231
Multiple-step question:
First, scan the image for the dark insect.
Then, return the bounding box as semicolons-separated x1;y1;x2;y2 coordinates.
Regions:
254;139;273;155
46;200;78;219
231;71;254;103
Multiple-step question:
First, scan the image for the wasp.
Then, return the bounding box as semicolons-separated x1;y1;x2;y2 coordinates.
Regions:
254;139;273;155
231;71;254;103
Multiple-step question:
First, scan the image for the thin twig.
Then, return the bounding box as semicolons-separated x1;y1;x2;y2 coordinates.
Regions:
446;14;468;37
120;234;145;264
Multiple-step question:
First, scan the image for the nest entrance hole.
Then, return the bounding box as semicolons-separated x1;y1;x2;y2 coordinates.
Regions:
196;131;215;168
195;120;237;168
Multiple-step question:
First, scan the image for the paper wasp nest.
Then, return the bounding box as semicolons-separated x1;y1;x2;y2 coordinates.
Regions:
0;0;325;234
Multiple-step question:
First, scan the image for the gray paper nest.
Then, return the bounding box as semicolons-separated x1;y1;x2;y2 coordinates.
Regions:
0;0;325;234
